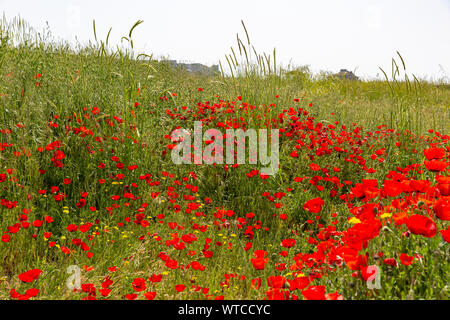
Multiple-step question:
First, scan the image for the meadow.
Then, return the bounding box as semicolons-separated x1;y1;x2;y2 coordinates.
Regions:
0;17;449;300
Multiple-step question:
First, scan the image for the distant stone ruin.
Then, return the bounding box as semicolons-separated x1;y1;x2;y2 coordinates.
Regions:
335;69;359;80
167;60;219;76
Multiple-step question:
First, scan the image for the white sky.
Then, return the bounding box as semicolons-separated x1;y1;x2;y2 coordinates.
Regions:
1;0;449;81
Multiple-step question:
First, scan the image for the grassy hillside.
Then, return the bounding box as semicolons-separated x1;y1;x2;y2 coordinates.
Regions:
0;17;448;300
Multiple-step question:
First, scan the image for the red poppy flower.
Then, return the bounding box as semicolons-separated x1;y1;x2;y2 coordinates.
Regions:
325;292;344;300
433;198;450;221
150;274;163;283
32;220;43;227
303;197;325;213
266;288;289;300
251;278;261;290
67;224;78;232
399;253;414;266
423;147;445;160
253;250;268;258
436;175;450;184
99;288;112;297
383;180;403;197
251;257;269;270
144;292;157;300
406;214;437;238
267;276;286;289
108;266;117;272
351;179;379;201
424;160;448;172
25;288;39;298
2;234;11;242
19;269;42;283
132;278;147;292
92;107;100;115
203;250;213;258
281;238;296;248
275;263;286;271
436;183;450;196
287;276;310;291
301;285;326;300
344;253;368;271
175;284;186;292
439;227;450;243
81;283;96;295
10;288;21;299
383;258;398;267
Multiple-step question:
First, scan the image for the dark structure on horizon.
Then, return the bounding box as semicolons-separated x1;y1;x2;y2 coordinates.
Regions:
335;69;359;80
167;60;219;76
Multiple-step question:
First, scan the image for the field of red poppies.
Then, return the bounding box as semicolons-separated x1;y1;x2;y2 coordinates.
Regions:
0;18;449;300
